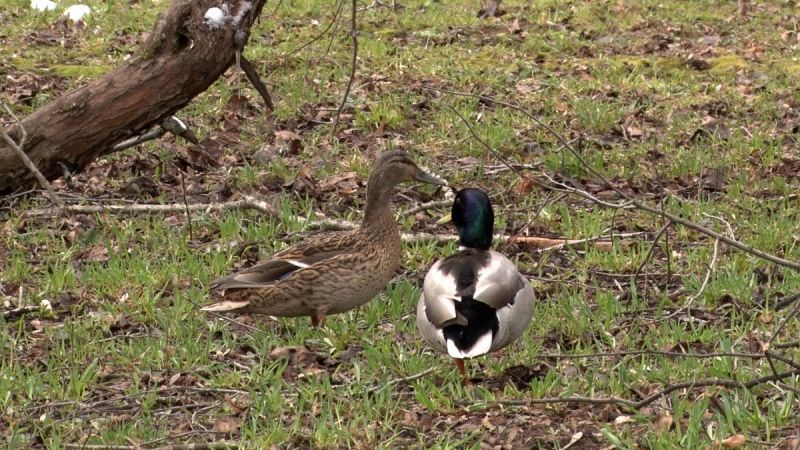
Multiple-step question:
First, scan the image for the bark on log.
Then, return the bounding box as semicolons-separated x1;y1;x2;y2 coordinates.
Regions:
0;0;266;194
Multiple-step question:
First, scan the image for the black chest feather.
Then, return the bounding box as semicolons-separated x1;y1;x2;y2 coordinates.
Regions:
438;249;498;352
442;295;499;352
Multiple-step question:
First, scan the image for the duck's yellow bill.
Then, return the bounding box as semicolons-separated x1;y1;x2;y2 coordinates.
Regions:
436;213;452;224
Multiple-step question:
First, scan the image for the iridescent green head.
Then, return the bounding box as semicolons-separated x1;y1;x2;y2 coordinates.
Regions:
451;188;494;250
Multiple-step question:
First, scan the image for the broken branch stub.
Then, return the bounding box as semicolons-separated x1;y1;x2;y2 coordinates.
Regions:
0;0;267;193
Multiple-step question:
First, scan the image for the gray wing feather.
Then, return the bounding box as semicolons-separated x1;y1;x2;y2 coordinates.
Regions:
210;259;306;292
421;260;461;327
473;251;526;310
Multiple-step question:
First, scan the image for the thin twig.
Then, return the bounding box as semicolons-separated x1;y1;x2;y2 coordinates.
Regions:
178;171;194;241
368;366;439;393
447;105;637;217
24;385;250;413
768;298;800;348
185;297;260;333
447;105;526;179
330;0;358;138
656;237;720;324
2;305;40;320
773;293;800;312
141;431;228;448
538;350;766;360
112;128;166;152
466;369;800;410
539;233;626;252
21;197;632;249
2;104;64;210
500;191;565;253
22;195;279;218
401;231;637;249
539;172;635;210
633;221;672;283
111;116;196;153
774;340;800;350
403;199;451;216
62;441;241;450
766;351;800;371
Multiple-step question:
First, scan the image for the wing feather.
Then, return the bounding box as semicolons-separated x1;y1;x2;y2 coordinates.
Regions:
210;230;365;293
472;251;526;310
421;260;462;327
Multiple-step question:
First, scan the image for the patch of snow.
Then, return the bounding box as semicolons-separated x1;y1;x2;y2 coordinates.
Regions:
204;6;226;28
231;1;251;27
64;4;91;21
39;299;53;313
31;0;57;12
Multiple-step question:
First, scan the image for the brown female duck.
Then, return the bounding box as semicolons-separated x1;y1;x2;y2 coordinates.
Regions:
202;150;446;326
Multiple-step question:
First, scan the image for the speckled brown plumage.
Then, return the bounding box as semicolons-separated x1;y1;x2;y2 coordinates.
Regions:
202;150;446;326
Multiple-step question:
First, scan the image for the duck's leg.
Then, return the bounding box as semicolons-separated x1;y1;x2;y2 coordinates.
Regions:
311;313;326;328
455;358;471;385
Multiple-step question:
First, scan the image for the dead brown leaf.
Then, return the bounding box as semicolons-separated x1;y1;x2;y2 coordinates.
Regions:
625;125;644;138
274;129;302;155
512;177;536;195
613;415;634;426
167;372;181;386
224;394;251;413
268;345;331;380
213;417;241;435
714;434;747;448
778;437;800;450
653;414;673;433
287;166;318;196
226;93;254;115
274;129;302;142
691;116;731;142
481;415;495;431
81;244;110;263
510;18;523;35
515;78;540;95
320;171;359;195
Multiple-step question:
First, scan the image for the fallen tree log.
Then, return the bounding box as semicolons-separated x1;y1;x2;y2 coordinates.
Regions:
0;0;267;193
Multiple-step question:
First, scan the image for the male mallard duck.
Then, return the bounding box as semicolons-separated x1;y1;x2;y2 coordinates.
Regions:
202;150;446;327
416;188;535;383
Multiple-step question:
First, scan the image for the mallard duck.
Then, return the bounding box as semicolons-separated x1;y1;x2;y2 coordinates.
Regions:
416;188;535;383
202;150;446;327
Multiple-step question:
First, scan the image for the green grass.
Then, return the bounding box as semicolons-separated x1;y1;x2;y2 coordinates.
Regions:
2;0;800;448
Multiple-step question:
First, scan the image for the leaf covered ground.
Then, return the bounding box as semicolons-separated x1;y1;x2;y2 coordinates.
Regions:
2;0;800;448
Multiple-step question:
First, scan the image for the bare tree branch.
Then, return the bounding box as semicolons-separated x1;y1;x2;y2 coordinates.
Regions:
22;195;279;218
239;55;274;111
2;104;64;210
21;197;636;251
330;0;358;138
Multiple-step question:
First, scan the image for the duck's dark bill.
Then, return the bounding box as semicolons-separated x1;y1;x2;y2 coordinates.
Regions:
413;169;448;186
